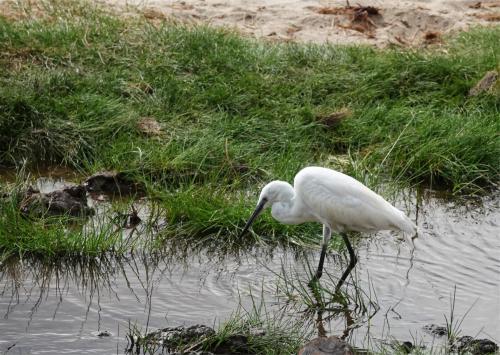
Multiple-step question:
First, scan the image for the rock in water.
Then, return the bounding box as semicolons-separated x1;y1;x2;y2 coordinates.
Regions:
137;324;265;354
423;324;447;336
453;336;498;355
400;341;414;353
144;325;215;348
298;336;354;355
20;185;93;218
212;334;250;354
94;330;112;337
84;171;145;196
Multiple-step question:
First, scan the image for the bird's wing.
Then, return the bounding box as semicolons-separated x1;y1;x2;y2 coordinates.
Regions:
294;167;407;233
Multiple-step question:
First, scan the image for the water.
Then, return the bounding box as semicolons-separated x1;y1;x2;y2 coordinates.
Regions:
0;177;499;353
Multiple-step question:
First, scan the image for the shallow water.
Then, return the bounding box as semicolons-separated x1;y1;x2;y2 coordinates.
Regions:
0;177;499;353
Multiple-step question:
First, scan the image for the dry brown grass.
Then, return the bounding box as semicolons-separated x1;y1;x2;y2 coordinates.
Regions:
474;13;500;21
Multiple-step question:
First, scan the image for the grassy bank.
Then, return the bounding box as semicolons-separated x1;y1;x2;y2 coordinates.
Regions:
0;0;499;256
1;1;499;187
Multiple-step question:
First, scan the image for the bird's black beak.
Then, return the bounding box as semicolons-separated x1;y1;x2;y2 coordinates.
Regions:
240;199;267;237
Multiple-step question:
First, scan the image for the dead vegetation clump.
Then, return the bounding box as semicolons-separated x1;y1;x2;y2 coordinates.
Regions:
313;7;348;15
286;25;302;36
316;109;352;128
468;1;500;21
468;2;500;8
137;117;163;136
0;0;49;21
312;5;380;18
142;7;167;21
423;31;442;44
468;70;498;96
348;6;380;35
310;4;381;37
469;2;483;9
123;82;155;97
473;13;500;21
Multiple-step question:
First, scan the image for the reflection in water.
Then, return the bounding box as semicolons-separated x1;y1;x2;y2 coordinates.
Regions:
0;248;308;354
0;189;499;354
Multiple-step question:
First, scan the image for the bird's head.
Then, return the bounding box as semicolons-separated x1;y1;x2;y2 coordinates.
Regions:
240;181;294;237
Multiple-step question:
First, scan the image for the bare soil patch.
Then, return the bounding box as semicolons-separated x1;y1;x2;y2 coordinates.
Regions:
99;0;500;46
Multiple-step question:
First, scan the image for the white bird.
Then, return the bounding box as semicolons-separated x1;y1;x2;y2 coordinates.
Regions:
240;166;417;290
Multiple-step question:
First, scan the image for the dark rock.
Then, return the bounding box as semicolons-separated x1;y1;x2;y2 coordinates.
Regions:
141;324;267;354
298;336;354;355
391;340;425;354
400;341;414;353
126;205;141;228
453;336;498;355
144;325;215;348
95;330;112;337
213;334;250;354
20;185;93;218
423;324;447;336
84;171;145;196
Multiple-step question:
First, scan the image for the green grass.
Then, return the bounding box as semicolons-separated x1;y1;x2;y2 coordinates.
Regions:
0;0;499;256
0;187;137;259
205;303;310;355
1;1;498;187
130;295;312;355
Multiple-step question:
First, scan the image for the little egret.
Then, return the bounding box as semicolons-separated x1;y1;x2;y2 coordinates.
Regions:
240;166;416;291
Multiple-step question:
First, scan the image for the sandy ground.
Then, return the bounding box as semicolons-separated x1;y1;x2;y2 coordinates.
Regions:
101;0;500;46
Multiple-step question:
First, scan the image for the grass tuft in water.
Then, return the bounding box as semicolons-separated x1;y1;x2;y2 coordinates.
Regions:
127;296;311;355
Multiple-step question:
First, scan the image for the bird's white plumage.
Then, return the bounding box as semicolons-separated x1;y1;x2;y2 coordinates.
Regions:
242;166;417;287
293;167;415;233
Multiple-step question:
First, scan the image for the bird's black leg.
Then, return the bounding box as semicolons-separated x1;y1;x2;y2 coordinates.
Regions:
309;225;331;287
335;233;358;293
314;242;328;281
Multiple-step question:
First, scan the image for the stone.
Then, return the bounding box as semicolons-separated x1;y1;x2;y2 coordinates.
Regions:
212;334;250;354
144;325;215;348
423;324;447;336
20;185;93;218
453;336;498;355
400;341;414;353
84;171;145;196
95;330;112;337
298;336;354;355
139;324;266;354
125;207;141;228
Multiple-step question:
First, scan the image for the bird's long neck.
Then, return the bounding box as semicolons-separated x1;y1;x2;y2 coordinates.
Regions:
271;197;312;225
